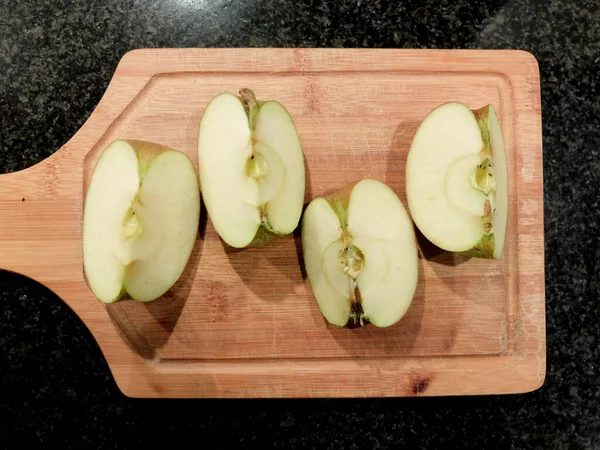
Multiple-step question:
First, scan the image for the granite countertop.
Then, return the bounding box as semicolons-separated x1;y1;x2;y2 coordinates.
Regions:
1;0;599;448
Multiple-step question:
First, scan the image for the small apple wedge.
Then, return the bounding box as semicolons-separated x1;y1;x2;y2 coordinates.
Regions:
302;179;419;328
406;102;508;259
198;88;305;248
83;139;200;303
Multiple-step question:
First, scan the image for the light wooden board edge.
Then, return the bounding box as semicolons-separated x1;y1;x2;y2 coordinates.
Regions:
0;49;545;398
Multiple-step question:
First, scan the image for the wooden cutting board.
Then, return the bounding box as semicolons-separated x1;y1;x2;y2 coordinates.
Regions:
0;49;545;398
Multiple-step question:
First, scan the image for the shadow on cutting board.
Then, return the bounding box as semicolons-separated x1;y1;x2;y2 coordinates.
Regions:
104;203;206;359
313;254;427;363
221;155;312;303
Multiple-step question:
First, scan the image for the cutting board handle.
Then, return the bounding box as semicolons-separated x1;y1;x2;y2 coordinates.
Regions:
0;154;73;280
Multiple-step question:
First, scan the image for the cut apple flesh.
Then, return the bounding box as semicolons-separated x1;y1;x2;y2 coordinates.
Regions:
406;102;508;259
198;89;305;248
83;140;200;303
302;179;419;328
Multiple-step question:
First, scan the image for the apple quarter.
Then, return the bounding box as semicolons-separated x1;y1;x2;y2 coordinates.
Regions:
302;179;419;328
406;102;508;259
197;89;305;248
83;139;200;303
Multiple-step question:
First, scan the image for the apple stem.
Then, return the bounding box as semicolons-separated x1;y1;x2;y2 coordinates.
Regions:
240;88;259;133
348;285;368;327
259;212;279;235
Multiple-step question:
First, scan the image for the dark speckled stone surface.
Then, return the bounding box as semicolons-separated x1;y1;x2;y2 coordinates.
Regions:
1;0;599;448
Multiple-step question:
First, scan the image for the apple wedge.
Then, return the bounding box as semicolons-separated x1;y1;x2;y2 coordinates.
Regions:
83;139;200;303
406;102;508;259
302;179;419;328
198;88;305;248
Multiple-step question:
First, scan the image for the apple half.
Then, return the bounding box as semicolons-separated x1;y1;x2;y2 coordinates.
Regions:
83;139;200;303
198;88;305;248
406;102;508;259
302;179;419;328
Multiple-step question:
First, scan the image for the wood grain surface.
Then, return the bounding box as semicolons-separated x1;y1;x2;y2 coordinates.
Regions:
0;48;545;398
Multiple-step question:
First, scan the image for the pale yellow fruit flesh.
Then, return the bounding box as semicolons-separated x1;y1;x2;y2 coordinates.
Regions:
406;103;485;252
124;151;200;301
84;141;139;303
302;179;418;328
445;154;487;216
198;93;305;248
322;240;354;301
255;101;305;234
198;93;260;248
83;140;200;303
302;198;352;326
348;180;419;327
245;142;286;207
